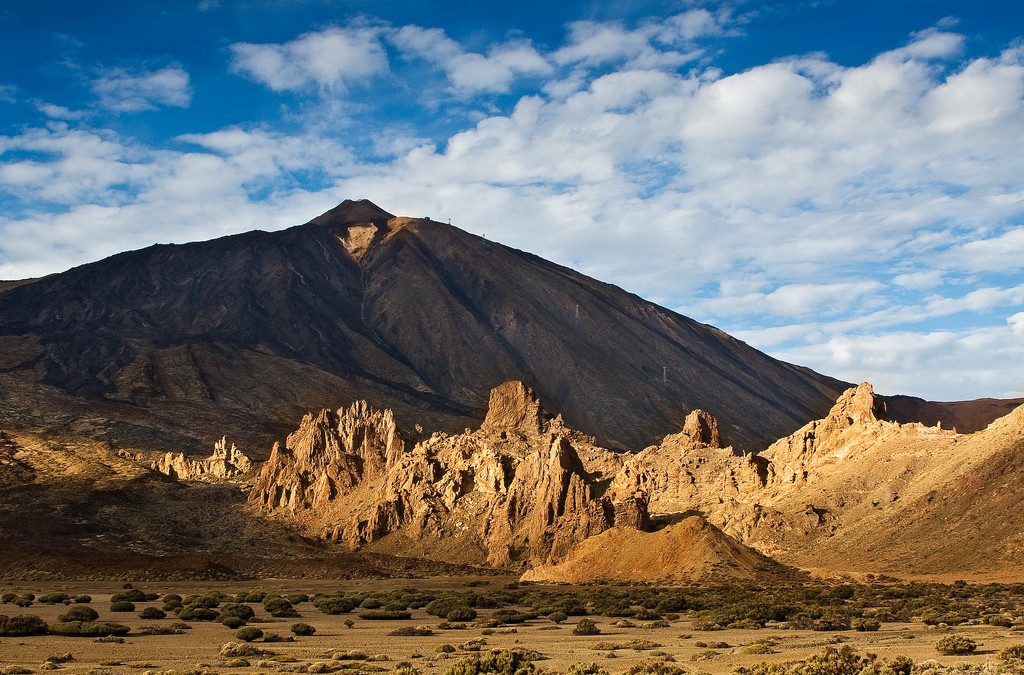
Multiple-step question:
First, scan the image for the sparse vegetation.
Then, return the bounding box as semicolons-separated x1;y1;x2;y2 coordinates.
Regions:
573;618;601;636
58;606;99;623
935;635;977;655
291;622;316;636
234;626;264;642
0;614;48;636
48;621;131;637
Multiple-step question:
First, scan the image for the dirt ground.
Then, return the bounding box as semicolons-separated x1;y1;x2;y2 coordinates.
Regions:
1;578;1021;674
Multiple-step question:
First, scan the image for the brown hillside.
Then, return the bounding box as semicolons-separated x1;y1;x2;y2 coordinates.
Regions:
520;516;791;583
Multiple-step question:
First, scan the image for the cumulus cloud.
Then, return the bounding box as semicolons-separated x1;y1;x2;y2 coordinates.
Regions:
3;15;1023;401
391;25;551;95
91;65;192;112
229;25;389;92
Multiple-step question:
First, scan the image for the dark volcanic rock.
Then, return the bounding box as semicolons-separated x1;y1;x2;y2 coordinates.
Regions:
0;199;850;453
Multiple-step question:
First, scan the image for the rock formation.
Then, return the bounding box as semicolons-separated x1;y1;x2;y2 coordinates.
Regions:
249;381;643;567
154;437;252;481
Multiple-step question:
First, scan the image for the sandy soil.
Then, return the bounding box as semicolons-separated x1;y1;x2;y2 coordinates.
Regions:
1;579;1020;674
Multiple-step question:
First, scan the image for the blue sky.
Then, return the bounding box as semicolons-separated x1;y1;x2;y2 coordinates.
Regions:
1;0;1022;402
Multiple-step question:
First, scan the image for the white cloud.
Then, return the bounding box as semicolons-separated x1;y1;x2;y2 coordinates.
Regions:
390;25;551;95
91;65;192;112
0;84;15;103
36;102;86;120
945;227;1024;272
229;25;389;93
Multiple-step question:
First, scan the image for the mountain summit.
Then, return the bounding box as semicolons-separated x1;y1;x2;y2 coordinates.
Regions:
0;199;850;453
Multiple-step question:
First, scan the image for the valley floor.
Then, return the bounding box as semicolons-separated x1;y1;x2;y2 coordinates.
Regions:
2;578;1024;675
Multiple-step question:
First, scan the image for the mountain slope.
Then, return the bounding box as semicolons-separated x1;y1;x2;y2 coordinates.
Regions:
0;199;848;454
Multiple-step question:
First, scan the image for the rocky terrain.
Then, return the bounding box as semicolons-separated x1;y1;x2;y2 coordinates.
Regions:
246;377;1024;580
1;198;1022;581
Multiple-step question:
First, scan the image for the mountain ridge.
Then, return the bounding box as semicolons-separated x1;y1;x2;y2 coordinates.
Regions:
0;199;860;454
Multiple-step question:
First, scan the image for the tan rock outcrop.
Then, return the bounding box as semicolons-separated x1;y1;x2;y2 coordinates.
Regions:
154;437;252;481
248;381;643;568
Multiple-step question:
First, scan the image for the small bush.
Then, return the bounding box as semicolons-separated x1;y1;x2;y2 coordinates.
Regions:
935;636;977;656
290;622;316;636
1001;645;1024;662
442;648;538;675
264;597;298;618
109;601;135;612
447;607;478;622
162;594;183;604
220;603;256;622
0;593;16;604
139;607;166;620
0;614;48;636
315;596;356;615
235;627;264;642
177;606;220;621
287;594;309;605
222;616;246;629
111;589;149;603
360;597;382;609
573;618;601;636
852;617;881;631
73;595;92;604
59;606;99;623
13;596;32;607
548;611;568;624
359;609;412;620
389;626;434;636
38;593;70;604
48;621;131;637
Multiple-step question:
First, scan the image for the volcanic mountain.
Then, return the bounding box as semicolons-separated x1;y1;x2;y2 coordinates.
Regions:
0;199;854;456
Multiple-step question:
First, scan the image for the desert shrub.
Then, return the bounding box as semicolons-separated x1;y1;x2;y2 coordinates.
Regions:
489;609;534;625
183;594;220;608
13;596;32;607
261;632;293;642
139;606;166;620
0;614;48;636
1001;645;1024;662
567;664;610;675
442;648;538;675
622;659;687;675
447;607;478;622
220;602;256;621
935;636;976;656
290;622;316;636
162;593;183;604
222;616;246;629
111;589;152;603
360;597;382;609
737;645;867;675
360;609;412;620
986;615;1013;627
48;621;130;637
59;605;99;622
315;596;356;615
235;626;264;642
219;641;268;658
851;618;881;631
109;600;135;612
547;611;568;624
0;594;15;604
264;597;298;618
573;618;601;636
389;626;434;636
38;593;70;604
177;605;220;621
287;593;309;604
344;619;355;629
240;591;267;603
73;595;92;604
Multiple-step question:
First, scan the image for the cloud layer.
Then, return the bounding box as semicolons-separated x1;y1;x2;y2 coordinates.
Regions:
0;9;1021;402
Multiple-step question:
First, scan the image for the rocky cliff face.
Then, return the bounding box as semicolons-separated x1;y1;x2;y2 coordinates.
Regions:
154;437;253;481
249;381;642;567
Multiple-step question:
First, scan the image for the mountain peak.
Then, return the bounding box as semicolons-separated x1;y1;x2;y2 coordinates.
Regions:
307;199;395;228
